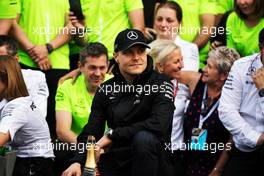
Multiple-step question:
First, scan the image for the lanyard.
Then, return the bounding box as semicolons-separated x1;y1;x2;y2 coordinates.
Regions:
198;85;220;129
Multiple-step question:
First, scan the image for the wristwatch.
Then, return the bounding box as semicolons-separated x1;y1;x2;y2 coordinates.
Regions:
259;88;264;97
45;43;54;54
104;128;113;139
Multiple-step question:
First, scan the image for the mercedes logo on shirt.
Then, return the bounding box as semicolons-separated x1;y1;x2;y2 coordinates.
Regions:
127;31;138;40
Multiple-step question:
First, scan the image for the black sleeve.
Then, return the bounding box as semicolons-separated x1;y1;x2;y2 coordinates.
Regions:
70;89;107;165
110;79;175;141
210;11;232;45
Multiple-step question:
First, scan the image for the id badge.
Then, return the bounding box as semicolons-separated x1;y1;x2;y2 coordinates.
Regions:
190;128;207;150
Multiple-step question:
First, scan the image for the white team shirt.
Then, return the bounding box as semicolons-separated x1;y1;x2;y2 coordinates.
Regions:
22;69;49;117
219;53;264;152
175;35;199;71
171;36;199;150
0;96;54;158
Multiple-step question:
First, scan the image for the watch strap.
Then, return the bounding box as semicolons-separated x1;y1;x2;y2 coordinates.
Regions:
259;89;264;97
45;43;54;54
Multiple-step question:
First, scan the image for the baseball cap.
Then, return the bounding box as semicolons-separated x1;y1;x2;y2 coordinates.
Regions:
114;29;150;52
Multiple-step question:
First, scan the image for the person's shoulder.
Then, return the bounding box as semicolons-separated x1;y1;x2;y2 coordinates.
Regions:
229;11;239;18
57;80;72;95
231;54;258;75
6;96;32;107
22;69;46;81
151;71;172;85
184;41;198;50
58;75;81;90
227;11;241;24
234;54;257;65
104;74;114;82
101;75;117;86
2;96;32;116
177;37;198;49
150;71;174;100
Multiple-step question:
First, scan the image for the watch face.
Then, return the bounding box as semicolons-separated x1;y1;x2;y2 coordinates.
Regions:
46;44;53;53
259;89;264;97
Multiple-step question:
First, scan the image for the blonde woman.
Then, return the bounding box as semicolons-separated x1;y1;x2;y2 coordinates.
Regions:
149;39;185;175
149;40;240;176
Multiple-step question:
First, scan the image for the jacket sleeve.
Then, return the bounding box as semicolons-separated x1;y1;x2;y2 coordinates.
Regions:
110;79;175;141
70;89;107;165
218;62;262;148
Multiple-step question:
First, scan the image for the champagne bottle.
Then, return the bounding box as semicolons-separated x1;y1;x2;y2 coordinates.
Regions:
83;135;96;176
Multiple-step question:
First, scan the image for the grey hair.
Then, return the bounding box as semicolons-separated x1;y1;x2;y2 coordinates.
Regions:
209;46;240;74
148;39;180;69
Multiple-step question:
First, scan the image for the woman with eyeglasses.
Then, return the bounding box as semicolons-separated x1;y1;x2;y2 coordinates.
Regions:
0;56;54;176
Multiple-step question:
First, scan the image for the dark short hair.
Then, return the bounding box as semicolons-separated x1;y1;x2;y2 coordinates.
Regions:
156;1;183;23
0;35;18;56
234;0;264;20
259;28;264;48
79;42;108;65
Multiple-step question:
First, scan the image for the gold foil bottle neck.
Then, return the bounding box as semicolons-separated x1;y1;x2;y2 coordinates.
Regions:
83;135;96;176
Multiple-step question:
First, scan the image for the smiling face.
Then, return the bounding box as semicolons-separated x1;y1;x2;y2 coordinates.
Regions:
236;0;255;16
154;7;181;40
201;58;223;84
156;48;184;79
79;55;108;90
114;45;147;82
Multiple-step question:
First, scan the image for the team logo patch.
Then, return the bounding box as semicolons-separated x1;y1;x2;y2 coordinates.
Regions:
127;31;138;40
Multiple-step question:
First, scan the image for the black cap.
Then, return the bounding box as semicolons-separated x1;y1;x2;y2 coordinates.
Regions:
114;29;150;52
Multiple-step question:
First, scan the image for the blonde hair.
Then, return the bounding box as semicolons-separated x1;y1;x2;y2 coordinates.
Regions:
0;55;29;101
148;39;180;68
209;46;240;74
